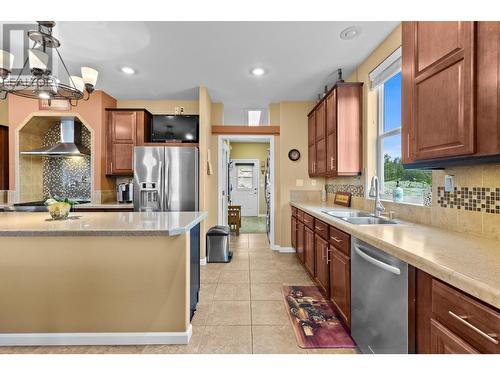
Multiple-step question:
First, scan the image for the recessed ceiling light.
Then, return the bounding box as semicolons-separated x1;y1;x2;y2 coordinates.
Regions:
250;67;266;76
340;26;361;40
121;66;136;75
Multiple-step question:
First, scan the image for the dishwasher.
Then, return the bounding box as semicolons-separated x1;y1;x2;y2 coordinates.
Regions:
351;237;415;354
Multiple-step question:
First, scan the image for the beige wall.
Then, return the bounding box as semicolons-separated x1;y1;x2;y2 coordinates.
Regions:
0;235;190;333
0;99;8;126
275;101;320;247
229;142;269;215
117;100;199;115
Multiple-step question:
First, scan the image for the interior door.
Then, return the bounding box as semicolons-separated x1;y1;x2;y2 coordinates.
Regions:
229;159;259;216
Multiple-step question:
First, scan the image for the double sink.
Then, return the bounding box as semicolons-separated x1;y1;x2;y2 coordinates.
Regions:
323;209;399;225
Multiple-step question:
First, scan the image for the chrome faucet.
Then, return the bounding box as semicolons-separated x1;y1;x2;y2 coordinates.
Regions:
369;175;385;217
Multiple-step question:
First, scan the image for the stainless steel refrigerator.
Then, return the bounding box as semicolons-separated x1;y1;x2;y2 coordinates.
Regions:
133;146;199;212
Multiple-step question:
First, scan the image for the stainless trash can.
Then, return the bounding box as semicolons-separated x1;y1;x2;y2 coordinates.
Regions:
207;226;232;263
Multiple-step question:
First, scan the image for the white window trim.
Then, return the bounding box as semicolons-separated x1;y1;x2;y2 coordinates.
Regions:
369;47;402;90
377;82;402;198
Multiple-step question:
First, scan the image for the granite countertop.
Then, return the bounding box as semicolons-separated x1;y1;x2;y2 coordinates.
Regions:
291;201;500;309
0;211;207;237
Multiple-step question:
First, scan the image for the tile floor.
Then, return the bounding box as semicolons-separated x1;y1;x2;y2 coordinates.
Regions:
0;233;356;354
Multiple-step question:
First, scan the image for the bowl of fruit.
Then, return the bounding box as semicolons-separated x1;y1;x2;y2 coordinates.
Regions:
44;197;78;220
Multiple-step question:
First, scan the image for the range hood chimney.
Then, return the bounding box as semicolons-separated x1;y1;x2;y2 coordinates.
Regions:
20;117;90;157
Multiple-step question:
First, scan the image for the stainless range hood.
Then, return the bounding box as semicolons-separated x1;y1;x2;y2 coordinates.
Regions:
20;117;90;157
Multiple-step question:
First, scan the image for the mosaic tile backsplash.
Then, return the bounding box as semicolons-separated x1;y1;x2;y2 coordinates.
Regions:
325;183;365;197
42;124;91;200
437;186;500;214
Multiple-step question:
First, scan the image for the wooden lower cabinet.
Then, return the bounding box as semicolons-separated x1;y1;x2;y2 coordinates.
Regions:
314;234;330;298
330;247;351;327
291;216;297;249
430;319;479;354
304;226;315;277
296;221;304;263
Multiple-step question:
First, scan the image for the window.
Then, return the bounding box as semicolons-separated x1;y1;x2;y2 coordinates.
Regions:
377;71;431;205
247;110;262;126
237;165;254;189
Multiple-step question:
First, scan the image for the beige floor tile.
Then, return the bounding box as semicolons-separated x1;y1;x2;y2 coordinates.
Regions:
206;301;251;325
219;270;250;283
191;301;212;326
200;269;221;284
251;283;285;301
142;326;205;354
203;262;226;271
198;325;252;354
222;259;249;271
0;346;40;354
34;345;145;354
250;270;283;283
249;259;279;271
199;283;217;303
251;300;289;325
214;283;251;301
281;270;315;285
252;325;306;354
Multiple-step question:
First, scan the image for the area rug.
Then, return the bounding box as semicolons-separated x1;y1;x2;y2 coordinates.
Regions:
240;216;267;233
282;285;357;349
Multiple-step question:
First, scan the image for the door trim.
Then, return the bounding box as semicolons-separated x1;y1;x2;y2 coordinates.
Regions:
217;135;275;247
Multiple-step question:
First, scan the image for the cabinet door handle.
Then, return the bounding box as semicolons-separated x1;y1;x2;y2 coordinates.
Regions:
448;311;499;345
331;236;342;243
330;156;334;170
327;246;332;264
110;161;113;173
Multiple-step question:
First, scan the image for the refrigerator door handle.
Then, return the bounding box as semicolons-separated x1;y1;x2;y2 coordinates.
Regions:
165;160;171;211
158;161;164;211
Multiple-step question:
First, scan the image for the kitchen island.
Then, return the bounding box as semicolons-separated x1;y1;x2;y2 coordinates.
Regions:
0;211;207;346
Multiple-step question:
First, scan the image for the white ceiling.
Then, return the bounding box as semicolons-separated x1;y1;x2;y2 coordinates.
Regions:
10;22;400;112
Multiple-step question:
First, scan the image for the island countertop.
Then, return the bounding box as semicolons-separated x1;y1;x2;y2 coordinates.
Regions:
0;211;207;237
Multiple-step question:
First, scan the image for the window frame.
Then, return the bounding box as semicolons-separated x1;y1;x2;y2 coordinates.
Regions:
377;81;402;200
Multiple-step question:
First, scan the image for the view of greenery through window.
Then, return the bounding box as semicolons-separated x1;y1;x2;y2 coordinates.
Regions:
380;72;431;205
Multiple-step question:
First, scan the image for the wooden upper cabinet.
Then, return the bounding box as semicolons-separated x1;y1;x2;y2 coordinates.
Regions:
110;111;137;143
106;109;151;176
326;90;337;175
336;84;362;175
402;21;476;162
308;83;362;177
308;113;317;176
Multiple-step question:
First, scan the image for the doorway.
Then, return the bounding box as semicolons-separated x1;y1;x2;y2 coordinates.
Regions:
218;136;274;244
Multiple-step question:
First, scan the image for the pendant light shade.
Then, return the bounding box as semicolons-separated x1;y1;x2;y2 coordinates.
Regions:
81;67;98;87
69;76;84;93
0;50;14;75
29;49;49;71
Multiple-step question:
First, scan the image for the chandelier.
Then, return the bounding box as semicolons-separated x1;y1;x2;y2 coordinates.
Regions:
0;21;98;106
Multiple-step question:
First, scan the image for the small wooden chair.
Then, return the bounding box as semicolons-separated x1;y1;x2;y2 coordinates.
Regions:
228;205;241;236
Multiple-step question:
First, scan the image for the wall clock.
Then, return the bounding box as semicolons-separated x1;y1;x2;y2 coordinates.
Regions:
288;149;301;161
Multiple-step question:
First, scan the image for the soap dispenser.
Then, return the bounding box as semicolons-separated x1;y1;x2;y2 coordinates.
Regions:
393;181;403;203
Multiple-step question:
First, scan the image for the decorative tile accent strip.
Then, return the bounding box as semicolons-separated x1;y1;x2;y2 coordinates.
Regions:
437;186;500;214
325;184;364;197
42;124;92;200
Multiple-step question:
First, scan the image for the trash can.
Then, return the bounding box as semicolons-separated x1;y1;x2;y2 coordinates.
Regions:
206;225;232;263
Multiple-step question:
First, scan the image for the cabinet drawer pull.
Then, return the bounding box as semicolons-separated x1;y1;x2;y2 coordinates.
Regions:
331;236;342;243
448;310;499;345
330;156;334;170
315;226;323;231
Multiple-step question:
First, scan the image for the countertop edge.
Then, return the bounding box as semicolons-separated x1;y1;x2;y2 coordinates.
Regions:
290;201;500;309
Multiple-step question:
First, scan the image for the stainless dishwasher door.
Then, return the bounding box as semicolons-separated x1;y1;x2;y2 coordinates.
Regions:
351;237;412;354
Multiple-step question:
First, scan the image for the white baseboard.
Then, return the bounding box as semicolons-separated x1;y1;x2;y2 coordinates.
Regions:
270;244;295;253
0;325;192;346
200;257;207;266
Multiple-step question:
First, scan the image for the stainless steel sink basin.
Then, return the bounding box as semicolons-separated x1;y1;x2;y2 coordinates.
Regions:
342;216;398;225
323;210;372;218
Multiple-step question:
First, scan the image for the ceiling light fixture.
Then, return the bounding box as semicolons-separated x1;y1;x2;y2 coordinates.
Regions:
121;66;136;75
250;67;266;77
340;26;361;40
0;21;98;106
